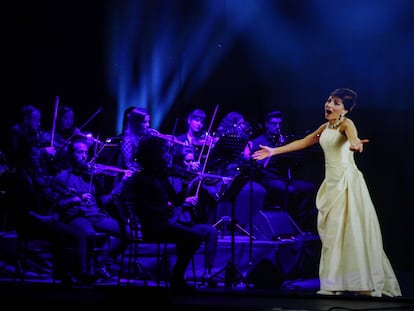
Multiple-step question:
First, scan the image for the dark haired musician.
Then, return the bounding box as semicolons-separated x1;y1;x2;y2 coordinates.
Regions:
175;108;218;167
53;136;131;282
40;105;87;175
116;106;151;174
176;109;206;158
126;135;218;289
245;110;318;233
4;105;62;229
5;105;56;175
5;106;92;286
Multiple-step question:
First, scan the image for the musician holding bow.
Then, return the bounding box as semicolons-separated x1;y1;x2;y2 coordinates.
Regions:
175;108;218;166
39;105;82;174
116;106;151;173
53;135;131;281
5;105;56;176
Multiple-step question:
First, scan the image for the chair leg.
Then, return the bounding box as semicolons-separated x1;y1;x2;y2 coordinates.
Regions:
15;237;57;284
191;256;197;287
14;237;25;283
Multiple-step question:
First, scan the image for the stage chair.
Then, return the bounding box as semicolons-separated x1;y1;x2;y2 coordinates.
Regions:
114;197;196;287
9;168;113;284
14;229;111;284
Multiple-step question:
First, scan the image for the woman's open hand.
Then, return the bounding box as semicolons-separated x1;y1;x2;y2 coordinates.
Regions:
251;145;274;160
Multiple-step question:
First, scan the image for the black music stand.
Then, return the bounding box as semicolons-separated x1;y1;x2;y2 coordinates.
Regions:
206;131;249;173
208;179;252;288
212;173;255;239
209;131;253;238
264;150;306;238
206;131;252;288
93;136;122;165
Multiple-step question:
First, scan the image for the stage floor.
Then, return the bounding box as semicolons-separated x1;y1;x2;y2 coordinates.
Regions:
1;230;414;310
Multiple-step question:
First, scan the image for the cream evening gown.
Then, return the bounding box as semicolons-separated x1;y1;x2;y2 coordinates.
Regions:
315;126;401;297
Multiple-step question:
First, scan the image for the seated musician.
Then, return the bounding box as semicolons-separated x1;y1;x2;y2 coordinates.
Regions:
170;146;218;225
125;135;218;289
175;108;218;166
40;105;83;174
53;135;131;281
211;112;267;235
117;106;151;173
246;110;318;233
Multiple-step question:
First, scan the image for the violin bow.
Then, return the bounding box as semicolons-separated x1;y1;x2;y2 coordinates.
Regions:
78;107;103;131
88;131;101;193
193;104;219;197
197;104;219;163
66;106;103;143
50;96;60;148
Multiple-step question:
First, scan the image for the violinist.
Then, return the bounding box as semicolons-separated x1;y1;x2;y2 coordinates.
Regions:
169;146;218;225
53;135;130;281
38;105;78;174
4;105;56;176
40;105;102;175
41;106;81;149
175;109;218;165
4;106;94;285
116;106;150;173
126;135;218;288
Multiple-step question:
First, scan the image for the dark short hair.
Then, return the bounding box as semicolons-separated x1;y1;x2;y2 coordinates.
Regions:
330;88;357;112
129;107;149;123
136;135;166;171
66;135;89;155
188;109;206;120
20;105;40;122
265;110;282;122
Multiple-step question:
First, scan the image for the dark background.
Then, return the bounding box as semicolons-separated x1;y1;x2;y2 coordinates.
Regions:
2;0;414;270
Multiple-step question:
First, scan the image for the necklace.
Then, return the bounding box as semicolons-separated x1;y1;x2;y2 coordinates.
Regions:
328;117;344;129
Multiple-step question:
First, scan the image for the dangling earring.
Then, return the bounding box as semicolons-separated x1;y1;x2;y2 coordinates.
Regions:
339;114;343;120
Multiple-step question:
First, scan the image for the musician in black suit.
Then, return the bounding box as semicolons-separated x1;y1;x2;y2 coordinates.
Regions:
247;110;318;233
126;135;218;289
5;106;89;286
54;136;130;281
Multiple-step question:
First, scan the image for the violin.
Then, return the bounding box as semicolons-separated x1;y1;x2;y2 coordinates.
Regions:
191;132;218;148
87;163;137;177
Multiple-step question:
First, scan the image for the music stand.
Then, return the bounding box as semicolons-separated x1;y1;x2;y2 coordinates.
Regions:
206;131;249;173
91;136;122;165
206;131;253;288
264;150;306;238
212;173;255;239
208;183;252;288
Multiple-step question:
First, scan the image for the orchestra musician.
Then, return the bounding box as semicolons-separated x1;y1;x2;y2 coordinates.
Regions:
40;105;81;150
244;110;318;233
169;146;218;225
212;111;267;234
116;106;151;173
124;134;218;289
4;105;56;176
53;135;131;281
33;104;104;176
40;105;90;174
4;106;95;285
175;108;218;166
